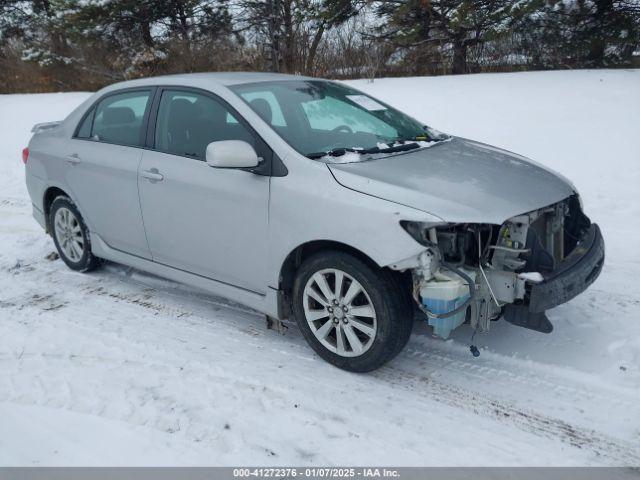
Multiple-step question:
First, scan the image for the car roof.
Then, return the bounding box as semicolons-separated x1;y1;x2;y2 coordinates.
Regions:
102;71;318;92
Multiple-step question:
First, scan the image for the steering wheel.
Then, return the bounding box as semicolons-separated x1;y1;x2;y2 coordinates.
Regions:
331;125;353;134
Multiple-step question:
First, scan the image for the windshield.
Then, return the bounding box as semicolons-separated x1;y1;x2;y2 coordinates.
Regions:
230;80;447;162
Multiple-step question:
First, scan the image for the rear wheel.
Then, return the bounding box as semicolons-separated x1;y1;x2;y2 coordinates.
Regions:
292;251;413;372
50;196;101;272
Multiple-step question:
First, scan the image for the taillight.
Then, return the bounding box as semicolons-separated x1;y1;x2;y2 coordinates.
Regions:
22;147;29;164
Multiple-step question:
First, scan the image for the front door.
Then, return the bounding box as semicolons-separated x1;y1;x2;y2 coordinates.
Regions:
138;89;270;293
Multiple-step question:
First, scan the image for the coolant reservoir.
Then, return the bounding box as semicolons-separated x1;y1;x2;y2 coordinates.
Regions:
421;270;475;339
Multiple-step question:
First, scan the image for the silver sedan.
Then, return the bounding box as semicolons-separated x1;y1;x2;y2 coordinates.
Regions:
24;72;604;371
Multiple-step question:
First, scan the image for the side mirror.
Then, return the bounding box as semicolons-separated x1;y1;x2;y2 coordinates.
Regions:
205;140;259;169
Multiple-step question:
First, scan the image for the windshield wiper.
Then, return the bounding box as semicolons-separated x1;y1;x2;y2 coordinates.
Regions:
306;147;358;159
306;142;421;160
365;142;422;154
393;132;448;144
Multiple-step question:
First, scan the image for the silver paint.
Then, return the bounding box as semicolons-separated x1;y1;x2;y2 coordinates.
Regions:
329;137;575;225
24;72;579;320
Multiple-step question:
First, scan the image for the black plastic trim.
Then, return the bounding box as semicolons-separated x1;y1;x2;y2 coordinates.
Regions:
528;223;605;313
503;307;554;333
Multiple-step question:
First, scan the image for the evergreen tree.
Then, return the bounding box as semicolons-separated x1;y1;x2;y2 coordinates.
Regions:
373;0;524;74
521;0;640;68
1;0;639;92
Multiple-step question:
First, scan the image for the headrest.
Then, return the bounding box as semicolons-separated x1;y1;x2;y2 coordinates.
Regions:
102;106;135;125
250;98;273;124
169;98;197;120
194;97;226;124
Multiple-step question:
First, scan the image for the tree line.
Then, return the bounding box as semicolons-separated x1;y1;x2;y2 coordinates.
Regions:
1;0;639;93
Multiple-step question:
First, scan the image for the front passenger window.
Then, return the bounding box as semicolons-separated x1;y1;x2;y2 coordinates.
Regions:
154;90;257;160
91;90;151;146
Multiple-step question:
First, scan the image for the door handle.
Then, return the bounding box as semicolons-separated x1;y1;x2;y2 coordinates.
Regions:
141;168;164;182
65;153;82;165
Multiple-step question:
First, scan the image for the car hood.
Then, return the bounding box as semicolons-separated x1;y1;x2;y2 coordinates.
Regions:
328;137;575;225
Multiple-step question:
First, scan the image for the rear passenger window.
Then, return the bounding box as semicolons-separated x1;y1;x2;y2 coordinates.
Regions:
91;90;151;146
154;90;257;160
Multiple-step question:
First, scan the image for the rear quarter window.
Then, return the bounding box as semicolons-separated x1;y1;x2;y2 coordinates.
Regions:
76;107;95;138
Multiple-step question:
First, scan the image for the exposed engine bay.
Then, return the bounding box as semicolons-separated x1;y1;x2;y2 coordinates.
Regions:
403;195;604;339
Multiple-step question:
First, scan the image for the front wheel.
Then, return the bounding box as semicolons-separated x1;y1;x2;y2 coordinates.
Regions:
292;251;412;372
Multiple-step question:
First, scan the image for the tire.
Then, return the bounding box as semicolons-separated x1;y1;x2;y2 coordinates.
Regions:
292;251;413;372
50;196;101;272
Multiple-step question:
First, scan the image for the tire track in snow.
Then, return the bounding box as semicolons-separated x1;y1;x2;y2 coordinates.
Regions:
401;340;639;411
3;252;640;465
374;367;640;466
86;266;640;465
99;263;640;410
0;197;29;208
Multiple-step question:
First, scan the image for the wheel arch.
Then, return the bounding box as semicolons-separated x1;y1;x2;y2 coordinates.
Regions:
277;240;411;318
42;186;70;233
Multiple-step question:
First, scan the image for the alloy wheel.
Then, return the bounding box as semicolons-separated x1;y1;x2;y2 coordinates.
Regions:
54;207;85;262
302;268;377;357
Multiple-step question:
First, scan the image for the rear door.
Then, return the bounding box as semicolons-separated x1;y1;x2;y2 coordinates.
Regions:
66;89;154;259
138;88;270;293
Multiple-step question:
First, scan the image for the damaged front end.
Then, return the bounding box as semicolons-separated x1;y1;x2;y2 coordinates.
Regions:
400;195;605;338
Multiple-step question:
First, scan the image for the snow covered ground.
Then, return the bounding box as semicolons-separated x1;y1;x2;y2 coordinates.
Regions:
0;70;639;466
